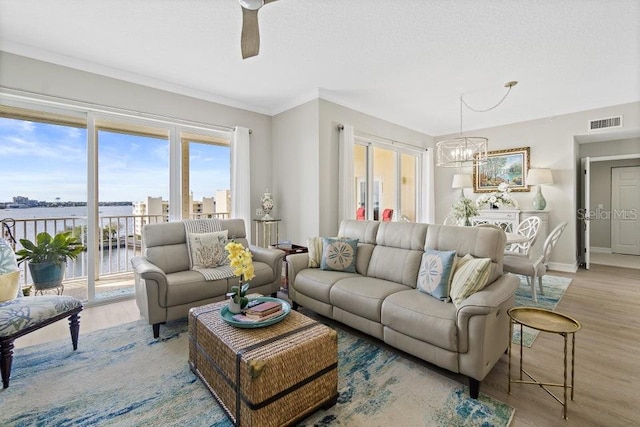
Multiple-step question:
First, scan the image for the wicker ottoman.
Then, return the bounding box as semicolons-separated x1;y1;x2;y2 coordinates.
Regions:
189;301;338;426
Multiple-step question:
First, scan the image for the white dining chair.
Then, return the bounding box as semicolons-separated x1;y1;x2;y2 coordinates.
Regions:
505;216;541;257
503;222;567;302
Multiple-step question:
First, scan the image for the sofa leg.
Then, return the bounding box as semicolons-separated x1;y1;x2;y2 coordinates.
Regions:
1;339;14;389
292;301;299;311
270;292;277;298
153;323;161;339
469;377;480;399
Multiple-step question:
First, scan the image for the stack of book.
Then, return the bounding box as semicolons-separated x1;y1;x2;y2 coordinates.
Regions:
232;301;283;323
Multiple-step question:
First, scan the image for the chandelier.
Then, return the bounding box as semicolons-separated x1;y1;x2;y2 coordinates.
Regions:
436;81;517;168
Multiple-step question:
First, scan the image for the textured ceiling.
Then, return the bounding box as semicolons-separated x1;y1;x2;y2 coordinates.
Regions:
0;0;639;135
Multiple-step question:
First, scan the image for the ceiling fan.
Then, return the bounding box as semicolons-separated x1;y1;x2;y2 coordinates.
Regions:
239;0;279;59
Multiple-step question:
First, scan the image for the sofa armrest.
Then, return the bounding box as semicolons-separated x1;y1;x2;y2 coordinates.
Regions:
249;245;285;281
456;273;519;353
285;252;310;300
131;256;169;325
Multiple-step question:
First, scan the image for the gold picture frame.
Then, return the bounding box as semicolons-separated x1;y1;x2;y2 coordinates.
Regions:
473;147;530;193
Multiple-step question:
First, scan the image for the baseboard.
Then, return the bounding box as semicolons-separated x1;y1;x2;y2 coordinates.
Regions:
547;262;578;273
590;247;612;254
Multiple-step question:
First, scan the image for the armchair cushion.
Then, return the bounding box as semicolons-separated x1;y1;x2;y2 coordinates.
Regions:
0;271;20;303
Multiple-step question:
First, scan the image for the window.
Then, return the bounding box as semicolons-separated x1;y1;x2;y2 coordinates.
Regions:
352;133;423;222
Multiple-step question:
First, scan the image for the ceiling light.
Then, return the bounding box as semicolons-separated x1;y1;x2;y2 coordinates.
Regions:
436;81;517;168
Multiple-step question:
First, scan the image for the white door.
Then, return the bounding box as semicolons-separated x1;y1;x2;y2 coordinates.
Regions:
582;158;591;269
611;166;640;255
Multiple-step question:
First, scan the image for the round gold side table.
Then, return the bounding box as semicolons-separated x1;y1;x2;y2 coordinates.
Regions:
508;307;581;419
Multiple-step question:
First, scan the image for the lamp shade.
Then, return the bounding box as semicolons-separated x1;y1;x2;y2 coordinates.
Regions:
452;174;473;189
527;168;553;185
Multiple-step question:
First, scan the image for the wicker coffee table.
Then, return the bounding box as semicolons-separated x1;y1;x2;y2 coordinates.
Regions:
189;299;338;426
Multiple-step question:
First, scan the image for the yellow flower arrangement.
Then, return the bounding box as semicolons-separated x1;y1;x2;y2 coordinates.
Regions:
225;241;255;308
225;241;255;281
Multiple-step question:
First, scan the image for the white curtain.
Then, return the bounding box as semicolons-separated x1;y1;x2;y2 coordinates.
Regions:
420;148;435;224
231;126;252;240
338;124;355;223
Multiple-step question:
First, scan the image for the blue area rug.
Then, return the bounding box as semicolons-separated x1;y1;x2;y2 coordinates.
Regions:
1;319;514;426
512;274;572;347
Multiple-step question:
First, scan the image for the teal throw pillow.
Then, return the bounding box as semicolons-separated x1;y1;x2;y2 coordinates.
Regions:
417;249;457;301
320;238;358;273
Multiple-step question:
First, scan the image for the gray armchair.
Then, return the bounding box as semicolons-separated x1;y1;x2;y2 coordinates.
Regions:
131;219;284;337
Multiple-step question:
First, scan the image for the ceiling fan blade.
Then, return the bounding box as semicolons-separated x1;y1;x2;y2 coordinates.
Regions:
241;7;260;59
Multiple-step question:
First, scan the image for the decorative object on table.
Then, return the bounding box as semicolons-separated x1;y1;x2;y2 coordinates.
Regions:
526;168;553;210
260;189;275;220
476;182;520;210
473;146;530;192
436;81;517;168
221;296;290;328
224;240;255;313
15;231;85;295
450;174;477;225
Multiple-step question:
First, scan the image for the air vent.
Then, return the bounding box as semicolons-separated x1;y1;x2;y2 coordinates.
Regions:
588;115;623;131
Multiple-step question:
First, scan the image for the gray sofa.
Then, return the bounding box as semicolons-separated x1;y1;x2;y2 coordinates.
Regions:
131;219;284;338
286;219;519;398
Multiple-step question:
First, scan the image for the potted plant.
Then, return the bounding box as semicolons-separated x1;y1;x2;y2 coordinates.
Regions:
225;241;255;313
15;231;85;292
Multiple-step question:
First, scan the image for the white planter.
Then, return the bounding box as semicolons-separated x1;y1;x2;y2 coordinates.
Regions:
228;298;242;314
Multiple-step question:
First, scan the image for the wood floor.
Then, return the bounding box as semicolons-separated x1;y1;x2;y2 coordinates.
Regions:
13;264;640;426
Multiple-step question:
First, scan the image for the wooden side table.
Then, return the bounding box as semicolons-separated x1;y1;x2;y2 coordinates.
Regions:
508;307;581;419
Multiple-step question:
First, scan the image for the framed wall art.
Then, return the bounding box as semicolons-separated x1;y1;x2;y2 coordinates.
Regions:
473;146;530;192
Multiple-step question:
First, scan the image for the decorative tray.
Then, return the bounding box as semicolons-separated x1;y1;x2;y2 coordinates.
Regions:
220;296;291;329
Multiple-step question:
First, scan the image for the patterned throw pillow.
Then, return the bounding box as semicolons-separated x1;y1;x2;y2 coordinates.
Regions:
416;249;457;301
187;230;229;270
320;238;358;273
450;256;492;307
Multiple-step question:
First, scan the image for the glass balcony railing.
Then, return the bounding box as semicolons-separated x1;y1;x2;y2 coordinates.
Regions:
1;212;230;301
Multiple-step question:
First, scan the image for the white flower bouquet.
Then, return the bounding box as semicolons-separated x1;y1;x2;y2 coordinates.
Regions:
476;182;519;209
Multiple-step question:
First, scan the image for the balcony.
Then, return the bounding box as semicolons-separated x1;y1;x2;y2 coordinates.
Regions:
1;211;229;303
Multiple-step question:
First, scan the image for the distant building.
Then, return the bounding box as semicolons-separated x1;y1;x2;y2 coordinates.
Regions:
132;191;231;233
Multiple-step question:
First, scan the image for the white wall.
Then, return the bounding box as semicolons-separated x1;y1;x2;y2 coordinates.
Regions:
435;102;640;269
0;52;273;243
271;99;320;243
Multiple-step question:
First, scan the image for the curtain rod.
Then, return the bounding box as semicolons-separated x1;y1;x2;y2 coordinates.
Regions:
1;86;235;133
337;124;427;151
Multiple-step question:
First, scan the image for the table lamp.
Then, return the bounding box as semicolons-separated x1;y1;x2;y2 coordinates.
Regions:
527;168;553;210
452;174;473;198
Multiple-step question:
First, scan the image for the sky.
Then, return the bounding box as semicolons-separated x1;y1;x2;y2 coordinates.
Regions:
0;118;230;203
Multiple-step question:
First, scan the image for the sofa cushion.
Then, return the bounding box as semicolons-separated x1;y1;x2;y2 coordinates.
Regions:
320;238;358;273
294;269;358;304
381;289;458;352
330;277;408;323
165;270;228;307
450;256;492;307
417;249;457;301
187;230;229;270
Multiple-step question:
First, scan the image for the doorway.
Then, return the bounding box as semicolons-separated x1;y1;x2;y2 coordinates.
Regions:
582;155;640;269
